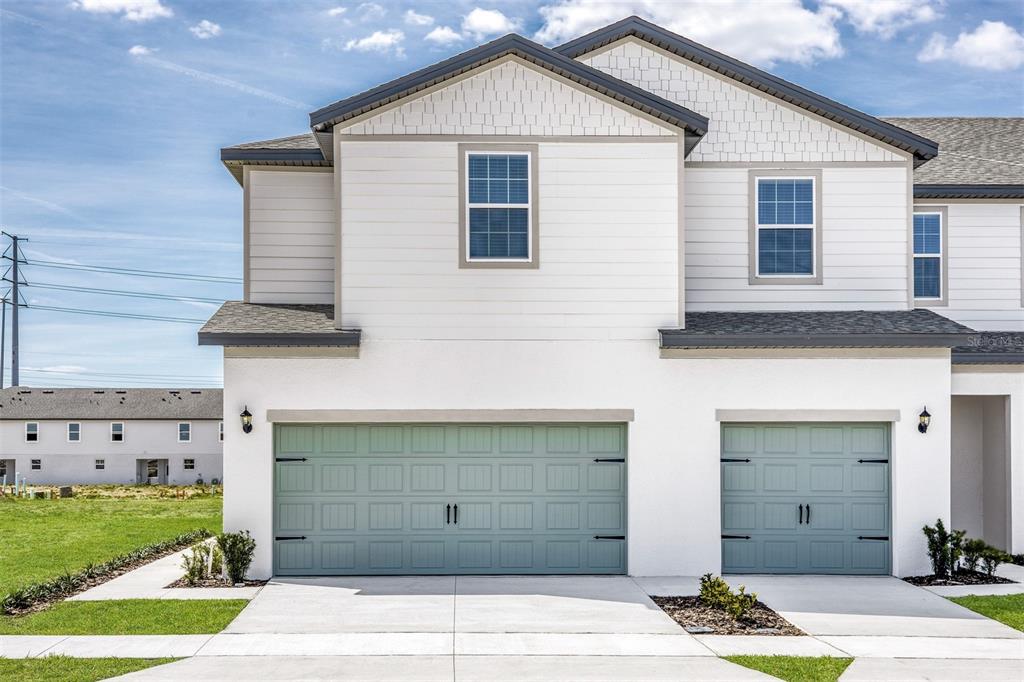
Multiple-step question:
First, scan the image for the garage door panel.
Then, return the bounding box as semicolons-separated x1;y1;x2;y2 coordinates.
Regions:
274;424;626;575
722;423;890;575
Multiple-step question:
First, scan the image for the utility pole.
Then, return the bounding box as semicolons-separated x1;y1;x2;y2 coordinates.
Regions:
1;231;23;388
0;294;5;389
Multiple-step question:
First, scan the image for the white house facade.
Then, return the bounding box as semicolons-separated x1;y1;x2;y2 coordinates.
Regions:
0;388;224;486
205;18;1023;580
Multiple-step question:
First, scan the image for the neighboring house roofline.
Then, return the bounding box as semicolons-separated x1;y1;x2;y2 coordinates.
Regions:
0;387;224;421
914;184;1024;199
555;16;939;165
307;33;709;150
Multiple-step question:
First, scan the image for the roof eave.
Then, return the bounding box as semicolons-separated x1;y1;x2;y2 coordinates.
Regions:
914;184;1024;199
952;352;1024;365
659;330;970;349
555;16;939;164
197;331;361;347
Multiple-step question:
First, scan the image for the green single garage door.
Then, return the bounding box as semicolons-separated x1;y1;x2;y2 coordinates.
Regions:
721;423;891;575
273;423;627;575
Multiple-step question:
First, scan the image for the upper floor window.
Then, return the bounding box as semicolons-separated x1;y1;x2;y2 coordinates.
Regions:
25;422;39;442
178;422;191;443
110;422;125;442
913;208;947;304
750;172;822;284
460;145;538;269
67;422;81;443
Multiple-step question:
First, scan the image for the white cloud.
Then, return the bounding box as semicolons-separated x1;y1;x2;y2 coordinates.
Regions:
823;0;939;38
127;44;153;56
189;19;222;39
357;2;386;21
425;25;462;45
534;0;843;67
343;29;405;56
462;8;520;38
326;7;347;17
918;20;1024;71
71;0;172;22
404;9;434;27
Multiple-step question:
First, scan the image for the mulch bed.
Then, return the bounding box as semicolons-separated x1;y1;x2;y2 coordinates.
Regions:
166;577;267;589
903;570;1015;586
651;596;804;636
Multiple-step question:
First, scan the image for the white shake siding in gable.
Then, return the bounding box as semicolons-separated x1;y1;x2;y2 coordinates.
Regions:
686;166;910;311
338;140;679;339
924;203;1023;331
246;169;335;304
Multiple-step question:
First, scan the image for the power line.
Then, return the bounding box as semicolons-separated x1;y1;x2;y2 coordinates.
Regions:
25;259;241;284
28;282;225;304
27;304;205;324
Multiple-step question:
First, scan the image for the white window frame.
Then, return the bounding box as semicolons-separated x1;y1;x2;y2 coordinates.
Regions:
218;421;224;443
749;170;823;285
912;207;948;306
95;459;105;470
67;422;81;443
110;422;125;443
184;458;195;470
25;422;39;443
31;459;41;470
178;422;192;443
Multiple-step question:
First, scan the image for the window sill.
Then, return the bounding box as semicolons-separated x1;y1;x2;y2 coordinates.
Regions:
749;275;823;285
460;259;538;270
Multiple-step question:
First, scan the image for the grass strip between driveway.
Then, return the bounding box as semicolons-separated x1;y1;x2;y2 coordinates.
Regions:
725;655;853;682
949;593;1024;631
0;599;248;635
0;656;177;682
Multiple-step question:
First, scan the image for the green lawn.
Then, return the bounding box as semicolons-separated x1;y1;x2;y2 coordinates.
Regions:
725;656;853;682
950;594;1024;631
0;656;176;681
0;493;221;596
0;599;248;635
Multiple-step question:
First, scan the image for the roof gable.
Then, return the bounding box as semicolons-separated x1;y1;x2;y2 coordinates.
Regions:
309;33;708;152
556;16;938;165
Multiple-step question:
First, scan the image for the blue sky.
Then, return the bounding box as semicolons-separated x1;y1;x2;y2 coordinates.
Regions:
1;0;1022;388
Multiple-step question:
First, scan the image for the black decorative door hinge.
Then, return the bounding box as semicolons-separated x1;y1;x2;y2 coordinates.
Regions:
720;458;751;463
593;535;626;540
275;535;307;541
593;458;625;463
721;534;751;540
857;536;890;541
275;457;308;462
857;459;889;464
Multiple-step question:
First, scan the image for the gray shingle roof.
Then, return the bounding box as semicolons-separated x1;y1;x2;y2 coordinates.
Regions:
225;133;321;152
220;133;329;183
952;331;1024;364
0;388;223;421
198;301;360;347
882;117;1024;190
661;310;973;349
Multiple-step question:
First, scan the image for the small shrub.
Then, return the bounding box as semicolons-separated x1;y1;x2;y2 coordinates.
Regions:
1012;553;1024;567
980;546;1010;577
217;531;256;584
211;545;224;579
699;573;758;621
962;538;987;572
181;542;211;585
923;519;966;577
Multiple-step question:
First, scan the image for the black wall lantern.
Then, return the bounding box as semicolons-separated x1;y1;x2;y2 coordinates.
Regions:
918;407;931;434
240;406;253;434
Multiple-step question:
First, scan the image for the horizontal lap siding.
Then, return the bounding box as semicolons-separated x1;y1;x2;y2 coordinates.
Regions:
927;203;1023;331
248;170;335;304
340;140;678;339
686;166;910;310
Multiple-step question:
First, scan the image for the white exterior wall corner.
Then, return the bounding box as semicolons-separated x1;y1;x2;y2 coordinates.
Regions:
223;344;950;579
579;38;908;163
919;202;1024;332
246;168;336;305
952;369;1024;553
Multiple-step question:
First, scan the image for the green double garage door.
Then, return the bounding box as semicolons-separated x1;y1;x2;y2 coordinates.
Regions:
273;423;627;575
722;423;891;575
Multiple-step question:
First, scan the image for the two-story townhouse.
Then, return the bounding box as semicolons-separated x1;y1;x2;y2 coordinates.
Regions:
0;388;224;486
204;17;1022;580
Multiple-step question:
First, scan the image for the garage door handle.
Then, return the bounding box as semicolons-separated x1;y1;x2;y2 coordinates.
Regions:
593;535;625;540
798;504;804;524
722;534;751;540
446;504;451;524
805;504;810;524
858;536;889;541
453;504;458;525
275;536;307;541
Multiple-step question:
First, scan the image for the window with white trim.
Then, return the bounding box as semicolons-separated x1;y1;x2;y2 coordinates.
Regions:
184;458;195;470
466;152;531;261
110;422;124;442
31;459;41;470
913;212;943;300
178;422;191;443
25;422;39;443
755;177;816;277
67;422;81;443
95;459;105;470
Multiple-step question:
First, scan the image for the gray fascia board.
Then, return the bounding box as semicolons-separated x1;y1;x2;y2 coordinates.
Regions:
914;184;1024;199
220;148;326;162
952;352;1024;364
198;331;361;347
555;16;938;164
658;330;969;349
308;33;709;138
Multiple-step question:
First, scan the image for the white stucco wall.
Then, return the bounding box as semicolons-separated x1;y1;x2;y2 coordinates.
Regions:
223;343;951;579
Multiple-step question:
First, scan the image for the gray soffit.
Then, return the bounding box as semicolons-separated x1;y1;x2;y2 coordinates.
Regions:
307;33;709;153
556;16;939;165
0;387;223;421
660;310;974;349
882;117;1024;185
914;184;1024;199
952;332;1024;364
198;301;360;347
